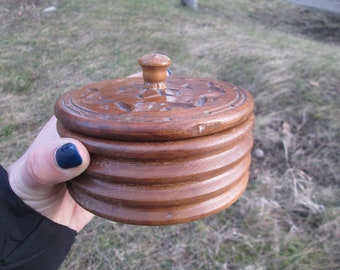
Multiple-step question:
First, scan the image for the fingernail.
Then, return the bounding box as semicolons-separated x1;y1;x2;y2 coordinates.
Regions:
56;143;83;169
167;68;172;76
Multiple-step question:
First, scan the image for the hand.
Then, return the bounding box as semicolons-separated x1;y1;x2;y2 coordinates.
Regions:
7;116;92;232
6;72;145;232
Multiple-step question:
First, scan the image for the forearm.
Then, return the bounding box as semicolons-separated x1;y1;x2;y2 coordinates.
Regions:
0;165;76;270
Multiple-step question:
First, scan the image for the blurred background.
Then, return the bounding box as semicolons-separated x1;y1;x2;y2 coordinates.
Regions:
0;0;339;269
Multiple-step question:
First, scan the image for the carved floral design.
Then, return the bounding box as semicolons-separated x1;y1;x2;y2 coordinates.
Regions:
62;77;247;121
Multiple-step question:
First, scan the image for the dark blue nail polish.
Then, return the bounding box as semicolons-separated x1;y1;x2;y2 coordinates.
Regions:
167;68;172;76
56;143;83;169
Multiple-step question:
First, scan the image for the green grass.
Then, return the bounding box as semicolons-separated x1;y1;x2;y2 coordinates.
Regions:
1;0;339;269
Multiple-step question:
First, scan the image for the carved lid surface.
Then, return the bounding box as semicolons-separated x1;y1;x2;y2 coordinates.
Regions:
55;53;254;141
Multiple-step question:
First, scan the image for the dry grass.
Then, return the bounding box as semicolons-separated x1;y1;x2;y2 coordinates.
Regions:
0;0;339;269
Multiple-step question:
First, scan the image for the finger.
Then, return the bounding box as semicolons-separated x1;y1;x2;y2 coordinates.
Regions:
23;138;90;189
127;71;143;77
127;69;171;78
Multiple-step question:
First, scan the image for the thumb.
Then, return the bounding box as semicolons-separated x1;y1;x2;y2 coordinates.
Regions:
24;139;90;188
9;139;90;197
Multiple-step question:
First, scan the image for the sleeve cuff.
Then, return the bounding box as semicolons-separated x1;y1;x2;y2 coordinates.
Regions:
0;165;77;270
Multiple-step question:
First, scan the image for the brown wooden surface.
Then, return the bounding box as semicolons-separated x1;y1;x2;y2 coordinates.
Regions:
54;77;254;141
55;53;255;225
68;172;249;226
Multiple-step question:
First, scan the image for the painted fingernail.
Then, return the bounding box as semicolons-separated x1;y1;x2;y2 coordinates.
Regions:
56;143;83;169
167;68;172;76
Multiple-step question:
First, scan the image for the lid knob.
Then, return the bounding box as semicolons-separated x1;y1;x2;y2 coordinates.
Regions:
138;53;172;91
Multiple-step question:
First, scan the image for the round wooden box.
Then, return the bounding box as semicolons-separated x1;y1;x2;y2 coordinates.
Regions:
54;53;254;226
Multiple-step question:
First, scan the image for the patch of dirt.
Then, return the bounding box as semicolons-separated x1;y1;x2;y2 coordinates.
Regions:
284;10;340;44
250;4;340;45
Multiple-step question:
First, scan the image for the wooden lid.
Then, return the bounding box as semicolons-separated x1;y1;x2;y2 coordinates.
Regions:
55;53;254;141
